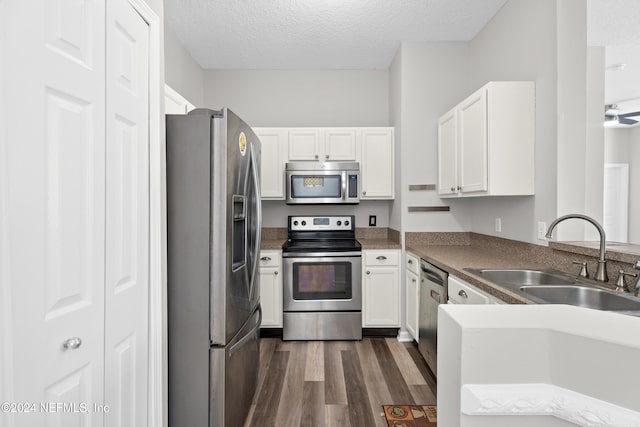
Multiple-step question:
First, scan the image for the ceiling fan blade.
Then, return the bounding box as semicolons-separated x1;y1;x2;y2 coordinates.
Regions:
619;117;638;125
619;111;640;118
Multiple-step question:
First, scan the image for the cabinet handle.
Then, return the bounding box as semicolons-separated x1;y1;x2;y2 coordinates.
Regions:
62;337;82;350
260;256;271;261
363;191;366;196
408;259;413;264
450;187;455;192
457;186;461;191
274;271;278;276
325;154;329;159
412;278;417;282
376;255;387;261
315;154;319;159
458;290;468;298
366;270;371;275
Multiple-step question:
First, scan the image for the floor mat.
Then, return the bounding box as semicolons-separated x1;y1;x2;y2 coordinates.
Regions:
382;405;437;427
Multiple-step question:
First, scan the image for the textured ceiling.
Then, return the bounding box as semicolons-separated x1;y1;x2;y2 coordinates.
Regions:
165;0;640;114
164;0;508;69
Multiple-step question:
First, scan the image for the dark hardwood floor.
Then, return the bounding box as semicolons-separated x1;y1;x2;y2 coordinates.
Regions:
244;338;437;427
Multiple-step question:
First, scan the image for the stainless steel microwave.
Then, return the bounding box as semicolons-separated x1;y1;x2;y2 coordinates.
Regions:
285;162;360;204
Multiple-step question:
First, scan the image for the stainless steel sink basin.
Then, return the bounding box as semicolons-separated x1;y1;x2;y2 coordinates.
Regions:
464;268;576;288
520;285;640;312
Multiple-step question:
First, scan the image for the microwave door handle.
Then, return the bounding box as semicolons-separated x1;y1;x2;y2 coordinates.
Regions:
341;171;347;201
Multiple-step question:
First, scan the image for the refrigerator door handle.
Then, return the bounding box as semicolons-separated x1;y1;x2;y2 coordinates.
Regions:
248;143;262;300
229;305;262;356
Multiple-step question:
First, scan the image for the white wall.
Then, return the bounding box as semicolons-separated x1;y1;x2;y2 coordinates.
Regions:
606;126;640;243
392;42;472;233
462;0;561;243
164;27;205;107
202;69;393;228
389;48;403;233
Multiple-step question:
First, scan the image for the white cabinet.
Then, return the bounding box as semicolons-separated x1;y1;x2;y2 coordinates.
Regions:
259;250;283;327
259;126;395;200
324;128;358;161
448;275;505;305
438;81;535;197
363;250;401;327
164;83;196;114
360;128;395;199
288;128;357;161
253;127;288;199
405;252;420;341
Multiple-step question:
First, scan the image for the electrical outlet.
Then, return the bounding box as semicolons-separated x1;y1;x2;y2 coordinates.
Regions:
495;218;502;233
538;221;547;240
369;215;377;227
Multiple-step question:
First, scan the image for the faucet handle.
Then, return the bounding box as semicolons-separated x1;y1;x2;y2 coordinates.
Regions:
572;261;589;279
615;270;639;293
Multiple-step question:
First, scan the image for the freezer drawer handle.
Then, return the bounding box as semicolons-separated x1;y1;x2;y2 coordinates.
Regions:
62;337;82;351
458;290;468;298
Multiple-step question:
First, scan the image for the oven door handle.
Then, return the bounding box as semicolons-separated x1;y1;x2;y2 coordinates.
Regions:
282;251;362;258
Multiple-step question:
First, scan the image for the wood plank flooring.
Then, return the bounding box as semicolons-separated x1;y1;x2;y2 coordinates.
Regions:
244;338;437;427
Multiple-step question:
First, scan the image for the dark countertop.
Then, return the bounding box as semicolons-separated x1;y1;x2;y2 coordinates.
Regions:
358;238;402;250
260;239;286;251
406;243;544;304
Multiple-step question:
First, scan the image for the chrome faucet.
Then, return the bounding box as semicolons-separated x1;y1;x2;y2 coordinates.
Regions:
545;214;609;283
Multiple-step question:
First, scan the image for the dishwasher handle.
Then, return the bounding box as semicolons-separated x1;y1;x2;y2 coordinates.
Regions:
421;268;446;287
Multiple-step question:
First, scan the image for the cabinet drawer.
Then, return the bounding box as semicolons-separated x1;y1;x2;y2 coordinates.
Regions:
405;252;420;274
364;250;399;266
259;251;281;268
448;276;490;304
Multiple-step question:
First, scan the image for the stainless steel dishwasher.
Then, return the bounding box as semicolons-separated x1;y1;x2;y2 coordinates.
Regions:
418;259;448;376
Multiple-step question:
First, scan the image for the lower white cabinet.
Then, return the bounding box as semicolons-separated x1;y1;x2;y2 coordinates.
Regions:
405;252;420;341
259;250;283;327
448;275;505;305
363;250;401;327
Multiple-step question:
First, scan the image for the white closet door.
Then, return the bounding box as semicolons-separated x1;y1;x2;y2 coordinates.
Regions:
3;0;107;426
104;0;150;426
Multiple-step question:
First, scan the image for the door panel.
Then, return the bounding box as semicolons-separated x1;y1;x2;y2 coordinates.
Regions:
5;1;106;425
105;0;149;425
459;89;488;194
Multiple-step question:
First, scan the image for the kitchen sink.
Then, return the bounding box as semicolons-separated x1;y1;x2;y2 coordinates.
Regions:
520;285;640;312
464;268;577;288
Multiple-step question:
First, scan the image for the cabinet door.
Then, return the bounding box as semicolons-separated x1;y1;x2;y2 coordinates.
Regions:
437;109;458;196
259;251;282;327
405;269;419;341
363;266;400;327
458;88;488;194
324;128;357;161
360;128;394;199
259;267;282;327
288;129;322;161
254;128;287;199
448;275;490;304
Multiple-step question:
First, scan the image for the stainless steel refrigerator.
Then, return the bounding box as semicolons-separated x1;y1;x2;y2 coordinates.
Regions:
166;108;262;427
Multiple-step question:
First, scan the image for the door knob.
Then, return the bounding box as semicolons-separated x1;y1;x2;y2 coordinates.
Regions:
62;337;82;350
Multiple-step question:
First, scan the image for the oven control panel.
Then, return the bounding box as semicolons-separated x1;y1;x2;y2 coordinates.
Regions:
288;215;355;231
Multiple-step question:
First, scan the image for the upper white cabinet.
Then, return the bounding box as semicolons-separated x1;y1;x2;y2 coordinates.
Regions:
288;128;357;161
164;84;196;115
438;81;535;197
360;128;395;199
258;126;394;200
253;127;288;200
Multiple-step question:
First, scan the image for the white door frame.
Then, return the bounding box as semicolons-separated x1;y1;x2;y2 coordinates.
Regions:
603;163;629;243
0;2;15;423
126;0;165;425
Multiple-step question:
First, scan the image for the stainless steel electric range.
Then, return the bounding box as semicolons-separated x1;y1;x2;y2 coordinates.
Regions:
282;215;362;340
